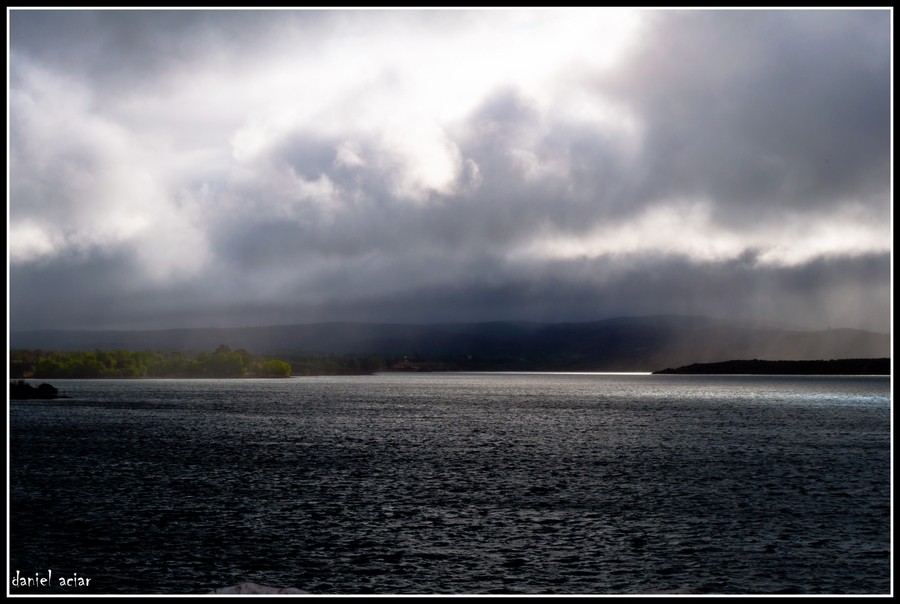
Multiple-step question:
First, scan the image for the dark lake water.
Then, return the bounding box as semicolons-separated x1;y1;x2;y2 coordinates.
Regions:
9;373;892;595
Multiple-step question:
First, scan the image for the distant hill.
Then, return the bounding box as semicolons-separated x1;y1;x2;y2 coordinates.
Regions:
9;316;891;373
654;358;891;375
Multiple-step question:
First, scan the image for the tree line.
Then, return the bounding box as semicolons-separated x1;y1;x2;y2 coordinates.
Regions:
9;347;478;379
10;346;292;379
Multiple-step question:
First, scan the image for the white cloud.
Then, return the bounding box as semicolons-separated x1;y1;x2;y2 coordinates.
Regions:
9;58;214;280
8;221;61;263
334;141;365;168
512;197;891;267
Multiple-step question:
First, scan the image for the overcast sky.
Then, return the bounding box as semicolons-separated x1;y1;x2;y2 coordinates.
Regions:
7;8;892;332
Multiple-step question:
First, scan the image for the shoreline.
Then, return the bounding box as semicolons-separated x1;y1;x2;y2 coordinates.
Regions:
653;358;890;375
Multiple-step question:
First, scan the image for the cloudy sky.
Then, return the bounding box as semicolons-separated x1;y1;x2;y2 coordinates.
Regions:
7;8;892;333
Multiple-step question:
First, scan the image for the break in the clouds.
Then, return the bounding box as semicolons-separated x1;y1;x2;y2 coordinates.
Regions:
8;8;892;332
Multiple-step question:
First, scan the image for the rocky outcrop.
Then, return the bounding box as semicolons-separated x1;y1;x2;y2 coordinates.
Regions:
9;380;64;399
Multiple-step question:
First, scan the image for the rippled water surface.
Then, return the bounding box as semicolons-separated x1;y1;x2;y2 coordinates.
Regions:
10;373;892;595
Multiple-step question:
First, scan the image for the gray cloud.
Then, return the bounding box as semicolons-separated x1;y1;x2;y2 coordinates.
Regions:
8;9;892;334
9;10;329;94
602;9;890;224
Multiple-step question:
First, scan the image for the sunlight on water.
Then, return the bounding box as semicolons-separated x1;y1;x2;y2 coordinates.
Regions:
10;374;891;595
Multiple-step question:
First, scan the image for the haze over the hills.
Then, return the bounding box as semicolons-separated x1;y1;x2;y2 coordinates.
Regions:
7;9;891;336
10;316;890;373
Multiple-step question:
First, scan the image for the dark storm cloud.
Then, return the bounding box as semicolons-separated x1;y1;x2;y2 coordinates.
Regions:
8;9;892;333
293;251;891;333
8;9;328;93
12;247;887;333
602;9;890;225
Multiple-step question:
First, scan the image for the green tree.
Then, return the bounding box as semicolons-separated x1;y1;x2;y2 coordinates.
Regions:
259;359;292;377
